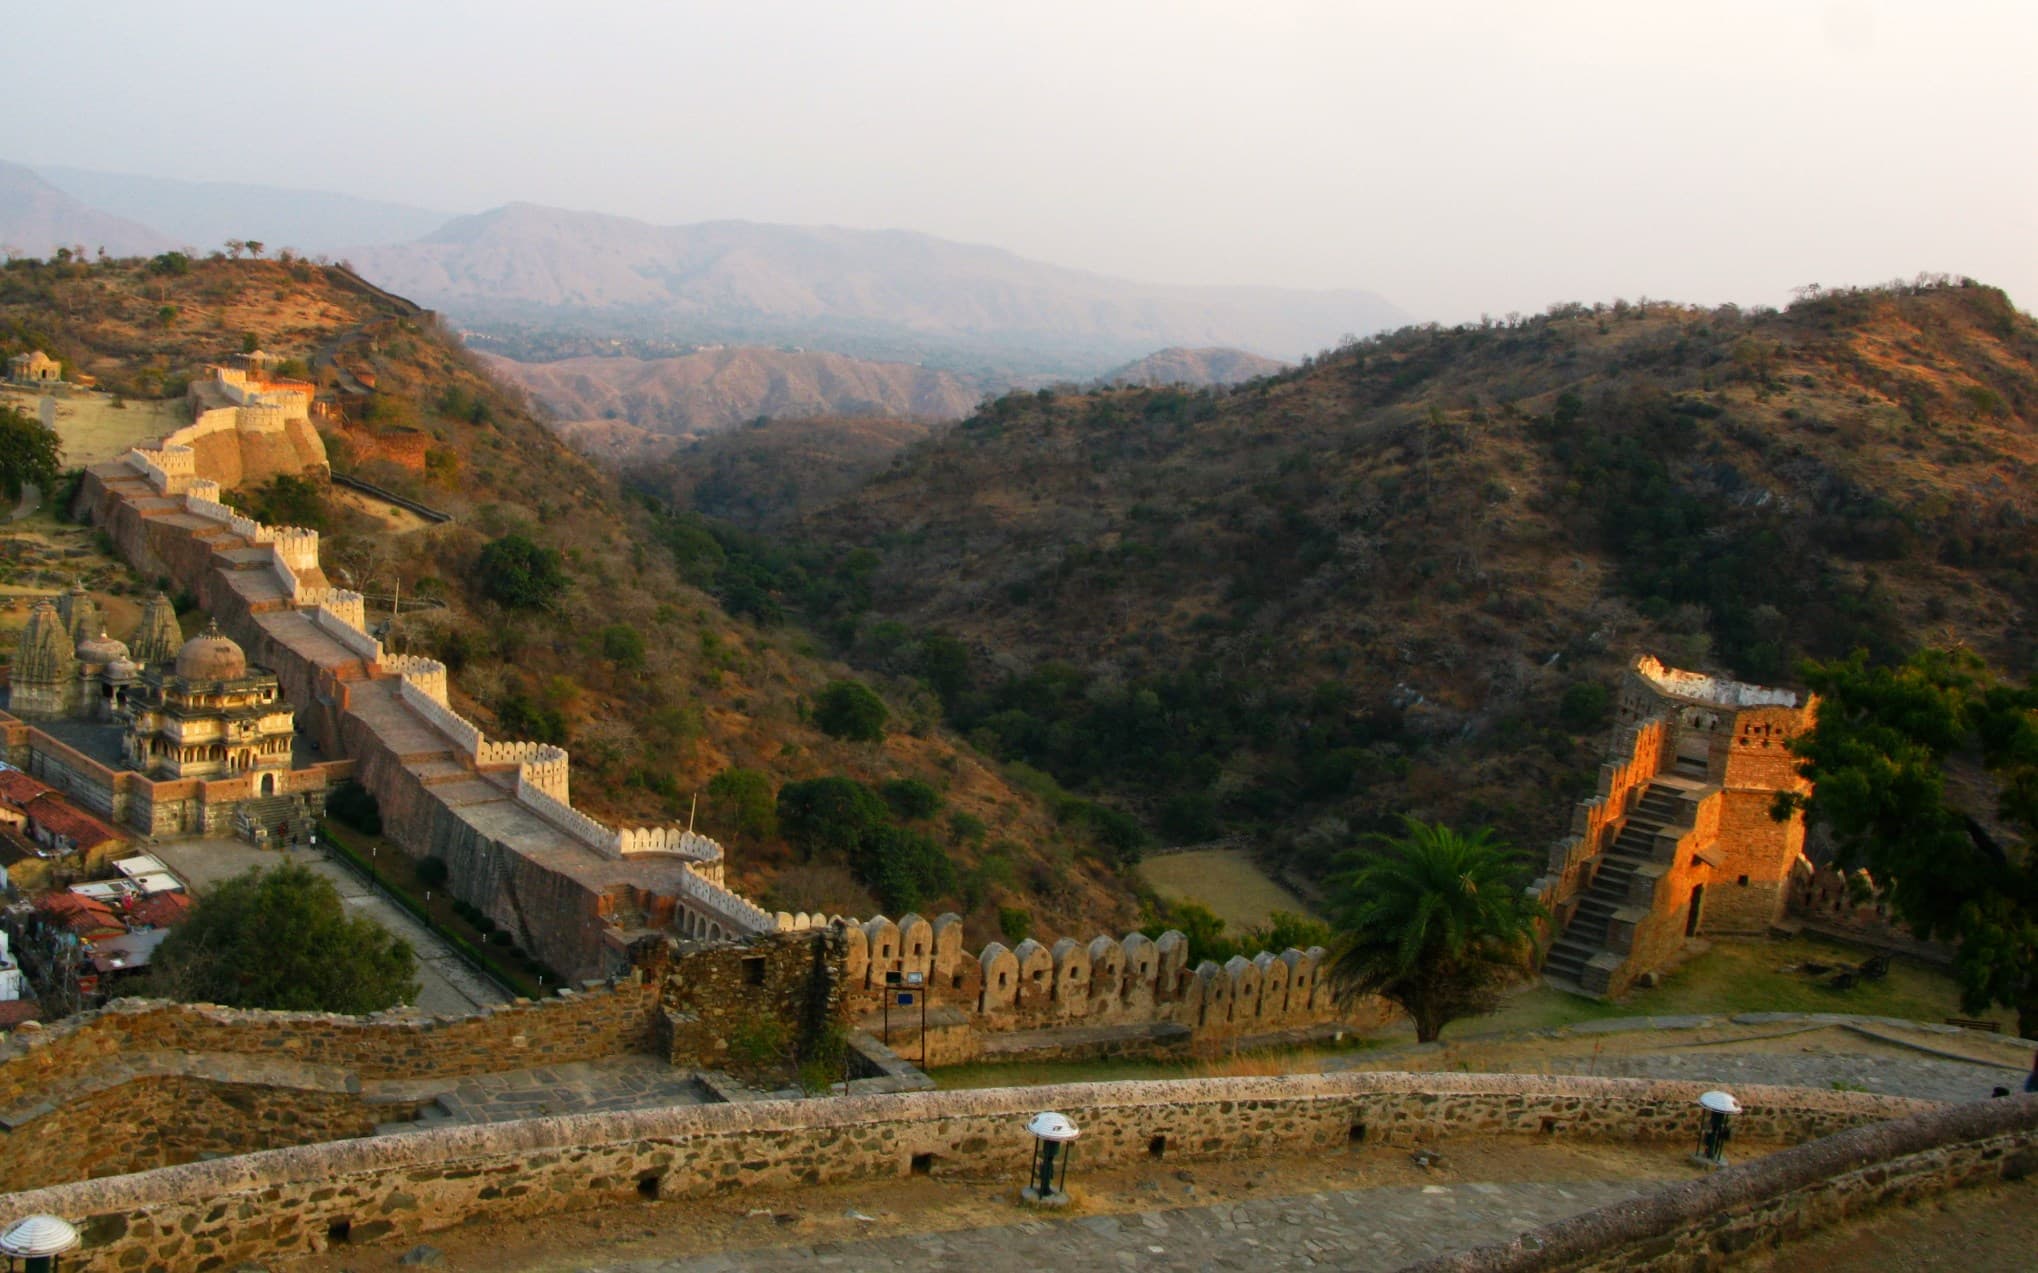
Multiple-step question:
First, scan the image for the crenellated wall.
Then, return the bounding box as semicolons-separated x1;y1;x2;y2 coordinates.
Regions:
78;443;779;979
1534;717;1668;936
777;911;1367;1054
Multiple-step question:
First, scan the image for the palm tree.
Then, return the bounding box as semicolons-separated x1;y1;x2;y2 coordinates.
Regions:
1327;818;1544;1043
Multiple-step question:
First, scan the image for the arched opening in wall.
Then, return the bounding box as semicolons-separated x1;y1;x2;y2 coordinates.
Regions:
327;1218;352;1245
1348;1123;1367;1145
1148;1134;1167;1159
260;772;276;796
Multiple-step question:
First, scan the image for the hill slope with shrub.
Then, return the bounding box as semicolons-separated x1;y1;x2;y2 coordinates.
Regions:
783;280;2038;888
0;253;1136;940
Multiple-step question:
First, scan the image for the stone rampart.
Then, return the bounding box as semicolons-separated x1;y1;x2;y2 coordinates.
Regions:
817;912;1365;1050
75;456;775;979
1535;717;1666;934
1408;1094;2038;1273
0;985;660;1115
312;603;382;661
381;654;448;705
0;1074;1934;1271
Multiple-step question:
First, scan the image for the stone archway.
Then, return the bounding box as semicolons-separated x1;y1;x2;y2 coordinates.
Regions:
259;772;276;797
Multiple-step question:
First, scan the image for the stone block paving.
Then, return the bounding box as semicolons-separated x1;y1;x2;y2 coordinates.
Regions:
1528;1043;2022;1104
591;1179;1646;1272
377;1056;709;1132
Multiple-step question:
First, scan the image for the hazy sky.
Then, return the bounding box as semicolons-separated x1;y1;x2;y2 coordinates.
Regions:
19;0;2034;319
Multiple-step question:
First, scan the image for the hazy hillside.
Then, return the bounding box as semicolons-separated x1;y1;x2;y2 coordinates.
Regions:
1105;346;1287;388
631;415;941;531
0;160;170;259
774;281;2038;885
0;254;1137;939
351;203;1405;376
36;164;451;255
485;347;978;454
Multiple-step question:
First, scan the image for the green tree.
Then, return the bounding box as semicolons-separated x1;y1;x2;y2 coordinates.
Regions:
1325;819;1543;1042
777;776;889;860
813;679;888;742
880;777;943;821
598;622;646;670
475;533;568;610
707;767;778;841
0;405;61;501
147;863;418;1013
1778;649;2038;1037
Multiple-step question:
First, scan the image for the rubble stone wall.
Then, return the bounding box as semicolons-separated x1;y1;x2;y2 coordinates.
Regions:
0;1074;1934;1272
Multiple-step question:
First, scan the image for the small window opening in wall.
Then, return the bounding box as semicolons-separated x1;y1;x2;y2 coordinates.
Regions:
1148;1134;1168;1159
910;1153;936;1177
914;942;924;955
998;973;1009;988
637;1173;662;1199
327;1219;352;1245
1738;875;1750;887
1540;1116;1560;1134
1348;1123;1367;1144
742;956;767;986
951;972;965;989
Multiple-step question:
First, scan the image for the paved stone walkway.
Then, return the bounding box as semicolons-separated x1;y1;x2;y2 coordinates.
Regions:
1535;1041;2022;1104
589;1179;1647;1272
376;1056;711;1133
146;837;511;1016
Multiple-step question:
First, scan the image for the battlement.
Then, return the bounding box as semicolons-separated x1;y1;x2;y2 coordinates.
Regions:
614;826;724;864
1631;654;1798;710
381;654;447;705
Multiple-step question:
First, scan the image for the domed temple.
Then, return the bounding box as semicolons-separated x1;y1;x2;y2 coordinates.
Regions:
122;623;294;783
7;590;186;723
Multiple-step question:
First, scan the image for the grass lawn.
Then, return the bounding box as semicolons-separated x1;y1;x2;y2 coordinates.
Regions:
1138;848;1319;929
1462;932;2013;1039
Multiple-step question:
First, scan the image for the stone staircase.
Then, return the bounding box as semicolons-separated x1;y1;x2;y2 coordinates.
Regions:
233;792;319;845
1542;774;1698;991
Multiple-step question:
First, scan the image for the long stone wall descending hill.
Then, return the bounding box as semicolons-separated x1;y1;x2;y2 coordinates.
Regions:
73;448;775;980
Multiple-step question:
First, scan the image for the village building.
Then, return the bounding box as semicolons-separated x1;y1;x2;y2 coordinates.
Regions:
6;350;60;385
0;768;126;864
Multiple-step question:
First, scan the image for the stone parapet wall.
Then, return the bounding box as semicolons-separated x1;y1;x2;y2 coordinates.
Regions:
0;1073;392;1194
0;1074;1934;1272
1408;1094;2038;1273
827;912;1360;1041
312;603;382;660
0;985;660;1112
1535;718;1667;934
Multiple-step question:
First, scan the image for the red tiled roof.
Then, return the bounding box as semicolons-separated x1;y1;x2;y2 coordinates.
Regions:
0;770;53;808
34;891;125;938
125;891;193;929
20;794;123;852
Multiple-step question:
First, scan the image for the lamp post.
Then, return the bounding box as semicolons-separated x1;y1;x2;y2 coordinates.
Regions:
0;1214;80;1272
1021;1111;1080;1207
1694;1090;1740;1167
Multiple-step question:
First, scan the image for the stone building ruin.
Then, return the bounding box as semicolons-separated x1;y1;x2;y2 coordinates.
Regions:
1536;655;1816;995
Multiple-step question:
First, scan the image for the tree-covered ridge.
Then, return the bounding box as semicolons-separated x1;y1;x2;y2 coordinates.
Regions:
754;280;2037;882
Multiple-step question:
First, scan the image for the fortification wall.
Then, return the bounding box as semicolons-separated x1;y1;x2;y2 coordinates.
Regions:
0;1074;1935;1271
0;986;660;1114
799;911;1365;1049
76;459;773;980
0;1073;392;1194
1535;718;1668;935
1409;1094;2038;1273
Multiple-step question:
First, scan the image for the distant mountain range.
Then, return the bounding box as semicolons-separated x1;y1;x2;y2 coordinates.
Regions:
1102;346;1288;388
35;164;450;256
483;347;980;458
353;203;1404;376
1;158;1405;397
0;161;170;258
